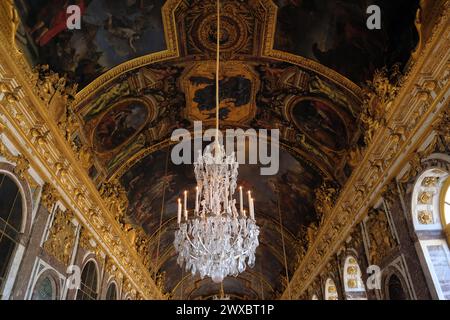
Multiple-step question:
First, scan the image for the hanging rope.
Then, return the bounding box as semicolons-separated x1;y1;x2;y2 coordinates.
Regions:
154;145;171;278
180;267;184;299
215;0;220;140
277;186;292;299
259;259;265;299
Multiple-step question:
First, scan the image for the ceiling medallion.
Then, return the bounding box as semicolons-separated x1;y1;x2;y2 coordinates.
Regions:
197;13;246;53
173;0;260;284
186;1;250;55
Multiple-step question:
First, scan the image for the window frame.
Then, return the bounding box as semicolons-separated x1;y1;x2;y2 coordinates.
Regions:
76;260;99;301
0;172;25;297
105;281;118;300
31;274;58;300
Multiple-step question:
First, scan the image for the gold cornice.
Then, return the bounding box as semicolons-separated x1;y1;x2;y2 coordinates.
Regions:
0;101;162;298
282;3;450;299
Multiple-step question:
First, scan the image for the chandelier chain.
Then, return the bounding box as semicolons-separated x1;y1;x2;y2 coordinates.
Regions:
215;0;220;139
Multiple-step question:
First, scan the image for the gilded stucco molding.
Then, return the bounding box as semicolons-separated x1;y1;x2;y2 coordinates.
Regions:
44;208;77;266
0;0;19;53
0;129;36;188
283;3;450;299
0;15;164;299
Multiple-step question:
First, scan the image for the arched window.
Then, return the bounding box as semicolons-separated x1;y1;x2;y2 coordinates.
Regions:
311;294;319;300
324;278;338;300
343;256;367;300
106;282;118;300
440;176;450;240
411;168;450;300
76;261;98;300
0;173;23;294
387;274;407;300
32;275;57;300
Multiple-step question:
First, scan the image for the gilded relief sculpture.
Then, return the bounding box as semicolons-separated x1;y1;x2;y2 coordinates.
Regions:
0;0;447;301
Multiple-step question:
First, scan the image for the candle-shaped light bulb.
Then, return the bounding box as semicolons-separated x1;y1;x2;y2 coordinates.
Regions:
250;197;255;220
195;186;199;215
247;191;252;215
184;190;188;220
243;209;247;218
239;186;243;215
177;198;182;225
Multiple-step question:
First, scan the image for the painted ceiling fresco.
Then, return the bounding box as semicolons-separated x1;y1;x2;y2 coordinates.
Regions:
290;98;348;151
274;0;419;84
12;0;421;299
14;0;419;88
14;0;166;87
93;98;150;153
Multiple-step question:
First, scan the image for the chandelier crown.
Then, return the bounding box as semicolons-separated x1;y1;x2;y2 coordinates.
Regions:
195;141;239;218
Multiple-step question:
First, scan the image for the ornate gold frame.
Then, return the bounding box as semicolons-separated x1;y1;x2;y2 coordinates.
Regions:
89;97;156;156
284;95;351;155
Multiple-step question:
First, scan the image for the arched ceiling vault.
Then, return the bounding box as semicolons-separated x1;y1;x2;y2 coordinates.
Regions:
14;0;419;299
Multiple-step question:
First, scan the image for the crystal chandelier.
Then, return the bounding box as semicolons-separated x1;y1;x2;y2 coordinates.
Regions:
173;142;260;283
173;0;259;284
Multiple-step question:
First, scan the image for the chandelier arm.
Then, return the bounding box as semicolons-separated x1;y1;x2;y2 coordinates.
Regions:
184;232;197;249
183;225;209;255
189;254;199;260
197;231;213;255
